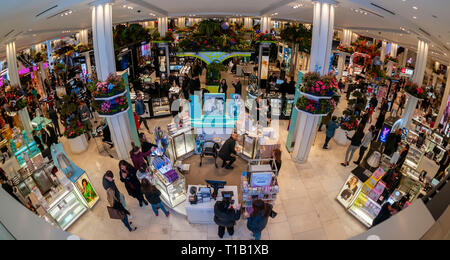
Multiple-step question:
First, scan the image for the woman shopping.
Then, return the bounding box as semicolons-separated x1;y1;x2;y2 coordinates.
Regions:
245;199;274;240
341;125;365;167
141;179;170;217
106;186;137;232
119;160;148;207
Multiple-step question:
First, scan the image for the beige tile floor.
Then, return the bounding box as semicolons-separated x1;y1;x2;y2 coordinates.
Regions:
65;72;371;240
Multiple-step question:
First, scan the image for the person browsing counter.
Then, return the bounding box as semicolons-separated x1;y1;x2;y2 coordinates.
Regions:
218;133;239;170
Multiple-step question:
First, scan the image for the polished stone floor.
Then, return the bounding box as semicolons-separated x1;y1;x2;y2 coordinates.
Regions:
65;89;369;240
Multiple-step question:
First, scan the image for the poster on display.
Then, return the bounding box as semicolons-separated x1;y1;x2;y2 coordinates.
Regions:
250;172;273;187
337;174;363;208
51;143;84;183
75;173;99;208
204;93;225;116
261;56;269;80
379;126;391;143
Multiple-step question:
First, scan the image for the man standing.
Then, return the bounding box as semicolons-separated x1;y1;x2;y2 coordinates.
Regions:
323;116;339;149
135;94;150;131
354;126;374;165
434;148;450;181
48;106;62;137
384;129;402;157
232;78;242;96
218;133;239;170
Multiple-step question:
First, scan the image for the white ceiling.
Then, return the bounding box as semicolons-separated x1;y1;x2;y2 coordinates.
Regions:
0;0;449;64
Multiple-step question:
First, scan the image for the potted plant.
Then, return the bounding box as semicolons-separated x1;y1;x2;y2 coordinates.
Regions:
61;94;89;153
299;72;338;98
296;96;334;115
334;114;359;146
90;73;130;116
405;81;427;99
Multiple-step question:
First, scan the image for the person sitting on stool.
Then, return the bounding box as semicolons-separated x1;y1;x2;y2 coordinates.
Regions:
218;133;239;170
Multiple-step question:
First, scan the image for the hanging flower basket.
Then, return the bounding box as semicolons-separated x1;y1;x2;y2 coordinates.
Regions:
93;92;129;116
299;72;338;97
296;96;334;116
89;73;126;99
405;81;427;100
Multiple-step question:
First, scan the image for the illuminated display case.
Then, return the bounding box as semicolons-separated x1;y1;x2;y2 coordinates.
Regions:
348;190;382;228
241;134;257;159
47;190;87;231
150;156;187;208
168;128;196;161
282;95;295;118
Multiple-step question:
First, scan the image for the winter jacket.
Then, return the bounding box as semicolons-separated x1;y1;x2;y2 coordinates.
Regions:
135;100;146;116
326;121;339;138
247;204;273;233
218;138;236;161
130;150;152;170
143;189;162;205
103;175;121;201
119;166;142;199
214;201;241;228
348;130;365;147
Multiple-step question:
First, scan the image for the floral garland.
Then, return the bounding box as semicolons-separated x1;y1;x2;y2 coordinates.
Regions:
300;72;338;97
337;44;355;54
405;81;427;99
89;73;126;98
296;96;334;115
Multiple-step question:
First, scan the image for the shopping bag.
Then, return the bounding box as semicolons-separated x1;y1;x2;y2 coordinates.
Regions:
107;207;125;220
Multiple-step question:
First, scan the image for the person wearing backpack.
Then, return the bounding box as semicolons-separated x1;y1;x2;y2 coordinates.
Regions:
141;178;169;217
245;199;274;240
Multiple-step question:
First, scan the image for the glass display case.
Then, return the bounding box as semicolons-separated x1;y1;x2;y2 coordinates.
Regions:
241;134;257;159
348;190;382;228
151;97;171;117
47;190;87;230
169;128;196;160
150;156;186;208
404;145;423;170
282;96;295;118
270;99;282;118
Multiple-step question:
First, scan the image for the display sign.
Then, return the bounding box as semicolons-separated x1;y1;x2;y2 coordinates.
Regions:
260;56;269;80
250;172;273;187
379;126;391;143
228;94;244;118
75;173;99;208
204;93;225;116
337;174;363;208
51;143;84;183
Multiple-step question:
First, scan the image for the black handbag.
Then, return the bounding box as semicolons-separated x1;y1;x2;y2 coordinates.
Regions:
270;210;278;219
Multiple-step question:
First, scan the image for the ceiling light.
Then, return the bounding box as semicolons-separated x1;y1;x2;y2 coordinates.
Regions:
413;6;418;10
123;5;126;8
413;16;417;19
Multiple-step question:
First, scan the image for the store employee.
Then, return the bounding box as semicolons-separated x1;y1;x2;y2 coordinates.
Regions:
218;133;239;170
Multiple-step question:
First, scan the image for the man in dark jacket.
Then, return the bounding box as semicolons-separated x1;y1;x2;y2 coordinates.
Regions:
46;125;58;146
218;133;239;170
372;202;399;227
434;148;450;181
232;78;242;96
384;129;402;157
103;171;121;204
214;200;241;238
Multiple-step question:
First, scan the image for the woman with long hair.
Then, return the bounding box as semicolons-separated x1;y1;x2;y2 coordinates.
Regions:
119;160;148;207
141;179;169;217
246;199;273;240
341;125;365;167
129;142;152;171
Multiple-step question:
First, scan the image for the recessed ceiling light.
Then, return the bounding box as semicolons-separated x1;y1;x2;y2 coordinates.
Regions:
413;6;418;10
413;16;417;19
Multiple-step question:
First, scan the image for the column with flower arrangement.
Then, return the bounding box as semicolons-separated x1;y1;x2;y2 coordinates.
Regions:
398;82;427;129
90;74;132;159
292;72;337;163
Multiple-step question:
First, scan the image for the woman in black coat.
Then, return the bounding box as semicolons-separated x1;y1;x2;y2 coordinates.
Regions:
214;200;241;238
32;130;44;152
246;199;273;240
119;160;148;207
219;79;228;98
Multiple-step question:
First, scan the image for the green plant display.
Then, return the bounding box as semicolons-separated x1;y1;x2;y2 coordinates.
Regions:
60;94;87;139
113;24;151;51
206;62;226;86
280;24;312;54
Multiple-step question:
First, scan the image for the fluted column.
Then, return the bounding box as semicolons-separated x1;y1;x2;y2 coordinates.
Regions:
380;41;387;62
78;29;89;45
412;39;429;87
158;17;168;37
6;41;20;87
390;43;398;58
91;0;116;81
337;29;352;79
309;0;335;75
260;17;271;34
244;17;253;29
178;17;185;28
401;48;409;68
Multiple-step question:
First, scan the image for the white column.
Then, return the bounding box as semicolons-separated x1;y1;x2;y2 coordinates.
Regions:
6;41;20;87
260;17;271;34
35;44;42;54
106;112;133;160
91;0;132;160
380;41;387;62
343;29;352;46
84;52;92;76
390;43;398;58
18;108;33;138
413;39;429;87
401;48;409;68
338;29;351;79
244;17;253;29
78;29;89;45
292;108;321;163
400;95;419;128
91;0;116;81
158;17;168;37
178;17;185;28
436;69;450;129
432;73;438;87
386;61;395;78
309;0;335;75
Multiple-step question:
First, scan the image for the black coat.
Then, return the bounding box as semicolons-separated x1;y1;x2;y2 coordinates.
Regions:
47;126;58;145
219;83;228;94
141;141;157;154
384;133;401;156
233;81;242;95
120;166;142;199
218;138;236;160
372;203;391;227
143;189;162;205
102;175;121;201
247;204;273;233
348;130;365;147
33;135;44;151
214;201;241;228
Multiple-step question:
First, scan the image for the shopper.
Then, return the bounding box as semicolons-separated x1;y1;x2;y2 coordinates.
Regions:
374;110;387;141
135;93;150;131
40;128;52;150
384;129;402;157
32;130;44;152
393;144;409;170
246;199;273;240
354;125;375;165
323;116;339;149
218;133;239;170
398;93;406;115
106;186;137;232
78;101;92;140
341;125;365;167
382;168;403;195
380;99;389;115
141;179;169;217
232;78;242;96
371;202;399;227
433;148;450;181
139;133;157;154
0;175;21;203
48;106;61;137
119;160;148;207
369;94;378;111
130;142;152;171
214;199;241;238
182;74;190;100
219;79;228;99
272;148;282;175
46;124;58;146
